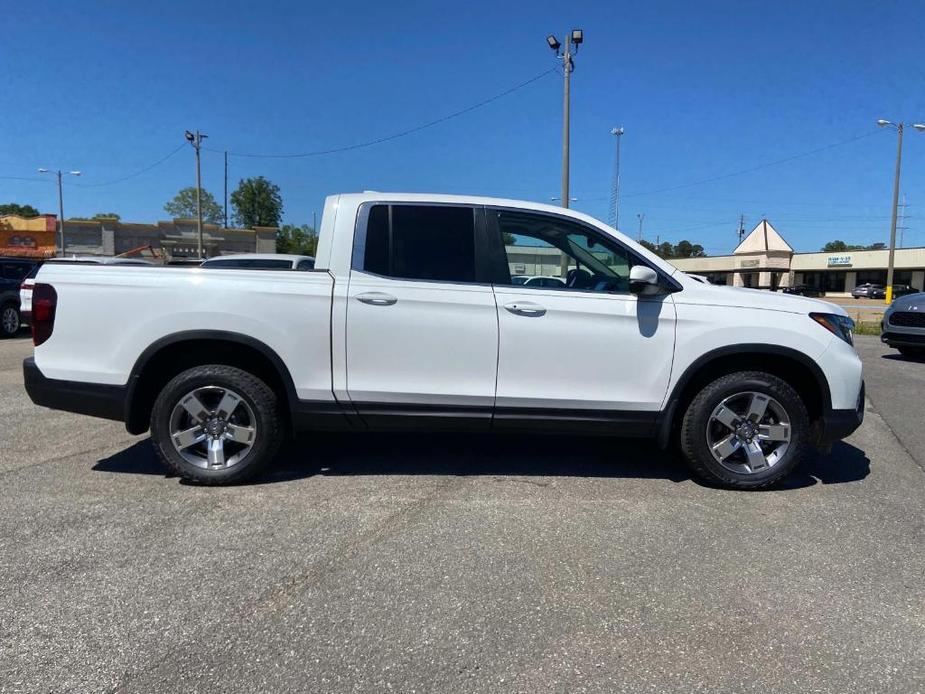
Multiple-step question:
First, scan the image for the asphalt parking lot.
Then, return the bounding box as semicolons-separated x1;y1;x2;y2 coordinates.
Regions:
1;333;923;693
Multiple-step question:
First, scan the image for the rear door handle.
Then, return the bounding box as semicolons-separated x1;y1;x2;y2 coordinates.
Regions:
503;302;546;317
356;292;397;306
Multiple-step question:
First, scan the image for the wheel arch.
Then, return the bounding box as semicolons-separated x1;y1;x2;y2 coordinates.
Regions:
125;330;299;435
657;344;832;448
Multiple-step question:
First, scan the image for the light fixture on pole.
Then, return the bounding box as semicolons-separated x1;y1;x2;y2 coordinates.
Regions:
876;119;925;303
609;127;624;229
546;28;584;211
38;168;81;257
185;129;208;259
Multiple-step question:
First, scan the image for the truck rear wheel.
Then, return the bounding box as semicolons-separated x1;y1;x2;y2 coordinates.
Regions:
150;365;281;485
680;371;809;489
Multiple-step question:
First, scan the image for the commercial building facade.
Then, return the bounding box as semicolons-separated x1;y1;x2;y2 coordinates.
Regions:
0;214;277;260
671;219;925;295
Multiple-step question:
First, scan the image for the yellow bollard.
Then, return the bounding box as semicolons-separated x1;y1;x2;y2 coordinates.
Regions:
885;286;893;304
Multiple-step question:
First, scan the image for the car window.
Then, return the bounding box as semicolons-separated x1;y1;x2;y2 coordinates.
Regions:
296;259;314;271
359;204;477;283
2;262;31;280
494;210;635;293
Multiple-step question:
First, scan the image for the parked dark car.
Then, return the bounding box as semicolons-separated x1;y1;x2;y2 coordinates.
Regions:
783;284;824;297
870;284;918;300
0;257;40;338
851;283;883;299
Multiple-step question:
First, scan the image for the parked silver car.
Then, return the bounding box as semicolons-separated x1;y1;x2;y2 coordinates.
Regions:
881;292;925;357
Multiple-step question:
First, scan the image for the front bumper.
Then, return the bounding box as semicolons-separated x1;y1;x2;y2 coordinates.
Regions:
23;357;126;422
881;331;925;347
818;381;865;444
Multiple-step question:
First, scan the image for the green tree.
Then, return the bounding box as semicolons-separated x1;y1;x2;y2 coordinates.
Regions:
673;240;705;258
0;203;40;218
70;212;122;221
638;239;657;254
164;187;223;224
657;241;675;258
230;176;283;228
821;240;865;252
276;224;318;255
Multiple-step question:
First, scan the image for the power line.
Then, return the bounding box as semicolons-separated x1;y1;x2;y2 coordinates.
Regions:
74;144;186;188
209;68;558;159
619;129;886;199
0;175;51;183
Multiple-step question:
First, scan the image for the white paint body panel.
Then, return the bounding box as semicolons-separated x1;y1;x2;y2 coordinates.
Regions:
34;265;335;402
493;287;676;411
345;272;498;405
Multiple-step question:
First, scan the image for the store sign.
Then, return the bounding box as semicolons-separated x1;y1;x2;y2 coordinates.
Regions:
827;255;852;267
740;259;760;268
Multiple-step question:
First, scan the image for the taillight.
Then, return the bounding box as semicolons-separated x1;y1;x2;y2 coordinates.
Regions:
20;280;32;291
31;283;57;346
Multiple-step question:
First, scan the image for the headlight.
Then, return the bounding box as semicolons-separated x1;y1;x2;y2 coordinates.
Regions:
810;312;855;345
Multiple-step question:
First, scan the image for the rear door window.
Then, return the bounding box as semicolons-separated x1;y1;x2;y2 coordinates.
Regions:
357;204;478;284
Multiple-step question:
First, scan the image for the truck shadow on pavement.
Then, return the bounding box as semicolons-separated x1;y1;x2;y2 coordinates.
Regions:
94;435;870;490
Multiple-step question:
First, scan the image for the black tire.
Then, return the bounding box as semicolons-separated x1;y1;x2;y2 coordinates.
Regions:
897;346;925;359
680;371;809;490
150;365;282;485
0;302;20;338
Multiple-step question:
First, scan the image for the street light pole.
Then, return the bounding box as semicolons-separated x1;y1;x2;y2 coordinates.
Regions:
877;119;925;303
185;130;208;259
886;122;903;305
609;127;624;228
547;30;583;211
38;168;81;257
637;213;645;242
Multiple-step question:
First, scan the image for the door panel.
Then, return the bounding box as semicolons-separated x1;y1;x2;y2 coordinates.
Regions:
493;287;676;413
346;271;498;416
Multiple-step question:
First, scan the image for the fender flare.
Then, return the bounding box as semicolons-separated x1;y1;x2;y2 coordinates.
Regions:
656;343;832;448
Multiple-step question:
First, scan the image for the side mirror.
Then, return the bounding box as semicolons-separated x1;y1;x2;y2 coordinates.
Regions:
629;265;660;295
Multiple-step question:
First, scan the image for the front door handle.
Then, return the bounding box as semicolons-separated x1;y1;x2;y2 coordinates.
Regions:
503;302;546;317
356;292;398;306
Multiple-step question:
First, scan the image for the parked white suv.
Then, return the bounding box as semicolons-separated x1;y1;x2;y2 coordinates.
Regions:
23;193;864;489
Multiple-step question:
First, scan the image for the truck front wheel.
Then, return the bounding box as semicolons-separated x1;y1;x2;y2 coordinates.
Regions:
150;365;281;485
680;371;809;489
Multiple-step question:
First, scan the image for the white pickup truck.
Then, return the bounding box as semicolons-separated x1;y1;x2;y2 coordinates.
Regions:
23;192;864;488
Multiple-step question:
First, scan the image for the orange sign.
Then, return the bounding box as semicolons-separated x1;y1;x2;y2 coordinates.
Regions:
0;229;56;257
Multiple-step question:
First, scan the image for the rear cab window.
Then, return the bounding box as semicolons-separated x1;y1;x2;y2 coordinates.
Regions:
354;203;486;284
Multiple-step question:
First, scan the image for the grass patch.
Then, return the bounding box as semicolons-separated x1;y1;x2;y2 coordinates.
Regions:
854;321;881;336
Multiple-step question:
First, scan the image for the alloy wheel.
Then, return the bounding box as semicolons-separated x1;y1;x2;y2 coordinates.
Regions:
1;307;18;334
706;391;791;474
168;385;257;469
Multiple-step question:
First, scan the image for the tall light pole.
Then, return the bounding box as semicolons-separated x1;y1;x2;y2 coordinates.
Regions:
547;29;583;210
609;127;624;229
637;212;645;241
185;130;208;259
38;168;81;257
877;119;925;303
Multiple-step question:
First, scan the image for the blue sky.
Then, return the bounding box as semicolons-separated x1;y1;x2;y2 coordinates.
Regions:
3;0;925;253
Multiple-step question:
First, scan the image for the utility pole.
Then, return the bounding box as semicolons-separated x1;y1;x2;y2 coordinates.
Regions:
637;213;645;241
546;30;584;210
609;127;624;228
38;168;81;257
224;150;229;229
185;130;208;259
886;122;903;304
898;194;908;248
737;214;746;245
877;119;925;302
